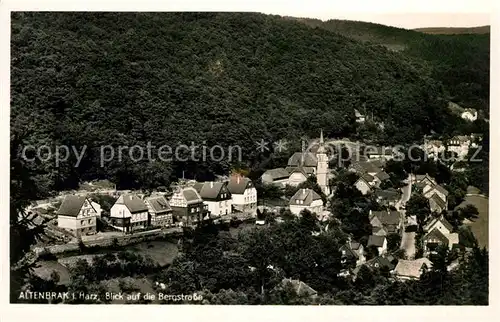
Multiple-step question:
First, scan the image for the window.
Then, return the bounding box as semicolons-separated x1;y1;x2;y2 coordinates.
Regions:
88;219;91;224
80;220;84;225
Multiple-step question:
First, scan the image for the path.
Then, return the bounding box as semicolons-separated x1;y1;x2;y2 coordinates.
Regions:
400;231;416;259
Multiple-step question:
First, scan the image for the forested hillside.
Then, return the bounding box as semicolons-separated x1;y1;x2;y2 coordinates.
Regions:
11;12;486;194
290;18;490;114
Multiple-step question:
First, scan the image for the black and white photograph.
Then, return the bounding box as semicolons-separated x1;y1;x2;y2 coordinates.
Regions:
6;0;492;309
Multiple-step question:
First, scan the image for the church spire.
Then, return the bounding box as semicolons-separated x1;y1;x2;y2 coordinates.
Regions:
317;129;326;153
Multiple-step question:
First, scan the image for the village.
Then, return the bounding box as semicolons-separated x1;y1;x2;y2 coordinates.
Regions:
25;106;487;290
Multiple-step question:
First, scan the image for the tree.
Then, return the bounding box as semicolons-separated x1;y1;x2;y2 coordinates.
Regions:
458;204;479;220
406;193;431;227
386;233;402;252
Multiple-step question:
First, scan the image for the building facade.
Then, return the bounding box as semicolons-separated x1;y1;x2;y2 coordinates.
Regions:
57;195;98;236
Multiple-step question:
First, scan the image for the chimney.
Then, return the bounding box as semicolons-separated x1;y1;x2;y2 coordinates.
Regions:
210;181;214;188
237;175;240;184
302;188;306;195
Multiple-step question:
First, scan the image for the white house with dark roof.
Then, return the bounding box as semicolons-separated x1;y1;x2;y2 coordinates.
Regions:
355;173;374;195
110;194;148;232
57;195;99;235
195;181;232;217
226;174;257;213
422;216;459;254
369;210;403;236
144;195;173;227
289;188;323;216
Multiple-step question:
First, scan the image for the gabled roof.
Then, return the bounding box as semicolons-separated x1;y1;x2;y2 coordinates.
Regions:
429;193;447;209
368;235;386;247
424;216;454;233
370;159;384;169
375;171;390;181
434;184;449;196
288;167;309;177
193;182;204;193
57;195;94;217
370;210;401;226
198;182;229;200
290;188;323;206
350;242;362;250
145;195;171;214
115;194;148;213
361;173;375;182
351;161;381;174
423;227;449;244
181;187;204;205
282;278;317;297
263;168;290;180
394;258;433;278
415;174;436;184
339;244;359;260
287;152;318;168
365;256;394;270
227;175;253;195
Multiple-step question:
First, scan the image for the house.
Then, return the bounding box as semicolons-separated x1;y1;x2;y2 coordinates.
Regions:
369;210;403;236
110;194;148;232
226;174;257;213
170;186;209;226
367;235;387;255
423;216;453;235
195;181;232;217
354;109;366;123
366;146;394;161
56;195;98;236
423;140;445;160
91;201;102;218
423;228;459;254
281;278;318;298
365;256;394;271
287;167;309;187
374;171;390;185
414;173;437;189
289;188;324;216
461;108;478;121
447;135;472;160
422;216;459;254
144;195;173;227
422;184;449;213
393;258;433;280
349;160;382;176
374;188;401;207
262;131;331;195
355;173;374;195
261;168;290;187
340;241;366;267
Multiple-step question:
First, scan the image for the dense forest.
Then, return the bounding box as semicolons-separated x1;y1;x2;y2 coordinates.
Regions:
290;18;490;114
11;12;488;194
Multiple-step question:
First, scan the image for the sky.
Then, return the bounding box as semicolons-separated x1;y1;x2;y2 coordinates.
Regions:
3;0;495;29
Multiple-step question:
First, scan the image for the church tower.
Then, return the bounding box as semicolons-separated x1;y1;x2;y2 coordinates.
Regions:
316;130;330;196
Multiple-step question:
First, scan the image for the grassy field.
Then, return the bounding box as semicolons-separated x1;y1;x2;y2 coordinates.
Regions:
459;195;489;249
